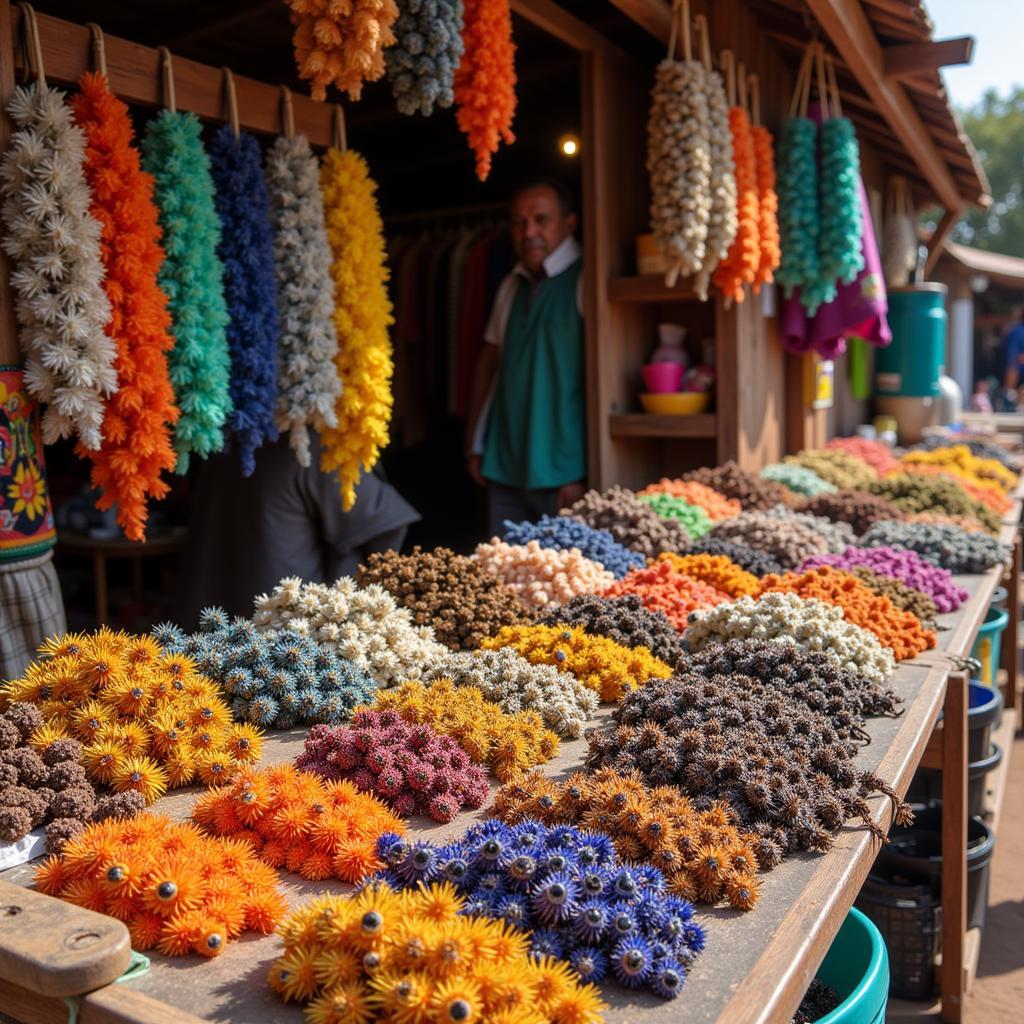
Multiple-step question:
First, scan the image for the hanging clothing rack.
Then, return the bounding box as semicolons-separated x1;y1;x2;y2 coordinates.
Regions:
384;200;509;229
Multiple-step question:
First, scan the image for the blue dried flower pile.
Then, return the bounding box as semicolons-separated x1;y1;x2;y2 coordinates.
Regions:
502;515;646;579
386;0;465;116
153;608;376;728
209;125;280;476
373;819;704;999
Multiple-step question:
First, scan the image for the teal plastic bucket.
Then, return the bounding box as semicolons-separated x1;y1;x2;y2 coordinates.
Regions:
874;285;947;397
814;907;890;1024
971;605;1009;686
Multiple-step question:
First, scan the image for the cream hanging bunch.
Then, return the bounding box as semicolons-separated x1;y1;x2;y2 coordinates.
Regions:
882;175;918;287
0;34;116;451
693;15;736;301
264;123;340;467
647;1;711;285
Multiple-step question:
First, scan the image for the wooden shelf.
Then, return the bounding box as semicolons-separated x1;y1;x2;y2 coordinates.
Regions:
608;412;717;438
607;275;701;303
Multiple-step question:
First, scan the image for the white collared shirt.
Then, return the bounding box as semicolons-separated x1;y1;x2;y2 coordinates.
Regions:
471;236;583;455
482;235;583;347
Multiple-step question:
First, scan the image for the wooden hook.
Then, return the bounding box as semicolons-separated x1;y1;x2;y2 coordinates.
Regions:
279;85;295;140
721;49;736;108
222;67;240;139
85;22;107;79
748;73;761;126
157;46;176;113
333;104;347;153
17;4;45;88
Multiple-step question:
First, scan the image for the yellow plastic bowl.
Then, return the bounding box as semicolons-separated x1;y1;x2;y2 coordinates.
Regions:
639;392;710;415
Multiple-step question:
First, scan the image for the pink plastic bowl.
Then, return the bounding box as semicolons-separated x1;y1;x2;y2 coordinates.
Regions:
642;362;684;394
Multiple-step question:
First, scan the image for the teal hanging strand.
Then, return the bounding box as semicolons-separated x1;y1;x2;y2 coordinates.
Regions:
141;65;232;473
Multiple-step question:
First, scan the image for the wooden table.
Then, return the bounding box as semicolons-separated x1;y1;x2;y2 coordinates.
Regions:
56;528;188;626
0;518;1019;1024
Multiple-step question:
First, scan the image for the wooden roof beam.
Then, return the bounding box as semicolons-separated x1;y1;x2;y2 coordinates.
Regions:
883;36;975;79
803;0;968;210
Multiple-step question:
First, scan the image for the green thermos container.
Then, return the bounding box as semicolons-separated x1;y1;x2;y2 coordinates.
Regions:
874;284;947;397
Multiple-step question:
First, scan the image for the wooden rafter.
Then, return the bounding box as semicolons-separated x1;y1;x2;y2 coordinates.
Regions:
883;36;974;78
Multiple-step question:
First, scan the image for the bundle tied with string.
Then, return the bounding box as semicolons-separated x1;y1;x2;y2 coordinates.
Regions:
882;176;918;287
712;54;760;304
693;15;736;301
647;0;711;285
775;43;820;308
264;88;340;468
319;110;395;509
209;70;280;477
817;54;864;292
0;4;117;451
749;74;781;291
142;48;232;472
71;26;179;541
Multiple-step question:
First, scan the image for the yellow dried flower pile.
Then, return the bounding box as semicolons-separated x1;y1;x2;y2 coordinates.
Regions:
899;445;1017;494
657;552;759;597
319;148;394;510
3;630;262;803
268;882;607;1023
366;678;560;782
483;625;672;702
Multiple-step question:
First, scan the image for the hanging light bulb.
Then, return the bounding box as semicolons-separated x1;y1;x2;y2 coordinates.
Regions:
559;133;580;157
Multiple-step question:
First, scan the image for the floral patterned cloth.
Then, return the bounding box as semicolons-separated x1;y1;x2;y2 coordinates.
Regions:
0;367;56;562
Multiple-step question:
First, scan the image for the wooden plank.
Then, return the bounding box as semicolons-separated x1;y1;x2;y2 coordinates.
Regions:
9;8;335;145
510;0;611;53
963;926;982;995
79;984;208;1024
608;276;700;304
940;670;968;1024
926;208;963;277
604;0;672;43
802;0;971;211
0;881;131;997
609;413;717;438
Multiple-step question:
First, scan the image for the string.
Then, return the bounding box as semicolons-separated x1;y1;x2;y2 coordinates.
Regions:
694;14;712;72
333;104;347;153
721;49;735;108
222;67;240;139
279;84;295;140
737;61;748;114
84;22;107;79
825;54;843;118
749;73;761;126
157;46;176;113
681;0;691;62
788;44;813;119
17;4;46;88
668;0;680;61
815;42;830;121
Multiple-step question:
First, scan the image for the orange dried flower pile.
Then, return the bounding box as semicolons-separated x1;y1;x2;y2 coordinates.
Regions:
637;479;742;521
284;0;399;101
3;630;261;803
72;73;179;542
713;105;760;304
366;678;559;781
756;566;936;660
192;764;404;884
482;624;673;702
657;552;759;598
752;123;780;291
455;0;517;180
604;560;730;632
33;813;286;956
493;768;764;911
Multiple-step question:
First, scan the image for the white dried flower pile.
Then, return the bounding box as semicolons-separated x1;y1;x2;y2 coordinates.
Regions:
253;576;446;687
763;505;856;554
0;83;116;449
684;591;896;687
422;646;599;738
695;65;737;300
647;56;712;282
474;539;615;610
264;135;340;466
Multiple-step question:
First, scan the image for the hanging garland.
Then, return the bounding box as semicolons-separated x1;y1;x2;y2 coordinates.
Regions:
0;23;116;451
142;107;232;473
209;109;280;477
647;1;711;285
386;0;465;116
454;0;517;180
72;67;179;542
264;126;340;468
749;76;780;292
775;45;821;310
319;139;394;510
284;0;399;101
712;53;760;304
693;16;736;302
818;55;864;289
882;175;917;287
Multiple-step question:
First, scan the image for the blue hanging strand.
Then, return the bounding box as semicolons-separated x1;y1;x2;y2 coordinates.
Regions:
209;124;280;476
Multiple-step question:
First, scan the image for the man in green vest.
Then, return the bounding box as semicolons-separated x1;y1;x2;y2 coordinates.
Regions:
464;180;586;537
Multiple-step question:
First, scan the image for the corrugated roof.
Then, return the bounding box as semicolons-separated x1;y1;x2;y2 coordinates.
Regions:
944;242;1024;287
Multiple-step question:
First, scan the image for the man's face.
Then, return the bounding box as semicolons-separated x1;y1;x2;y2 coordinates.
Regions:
510;186;578;276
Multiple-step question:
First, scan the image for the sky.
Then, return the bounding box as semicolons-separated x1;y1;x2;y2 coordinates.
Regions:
924;0;1023;110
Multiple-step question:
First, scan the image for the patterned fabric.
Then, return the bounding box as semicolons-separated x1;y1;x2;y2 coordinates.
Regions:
0;367;56;563
0;550;66;680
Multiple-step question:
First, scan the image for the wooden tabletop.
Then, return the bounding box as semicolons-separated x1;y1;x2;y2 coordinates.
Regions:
56;527;188;557
0;518;1017;1024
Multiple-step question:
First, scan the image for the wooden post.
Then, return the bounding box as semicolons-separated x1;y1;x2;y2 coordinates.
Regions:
1002;532;1021;716
940;669;968;1023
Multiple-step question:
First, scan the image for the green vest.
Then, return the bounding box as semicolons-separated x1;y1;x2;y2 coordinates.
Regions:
483;259;585;490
